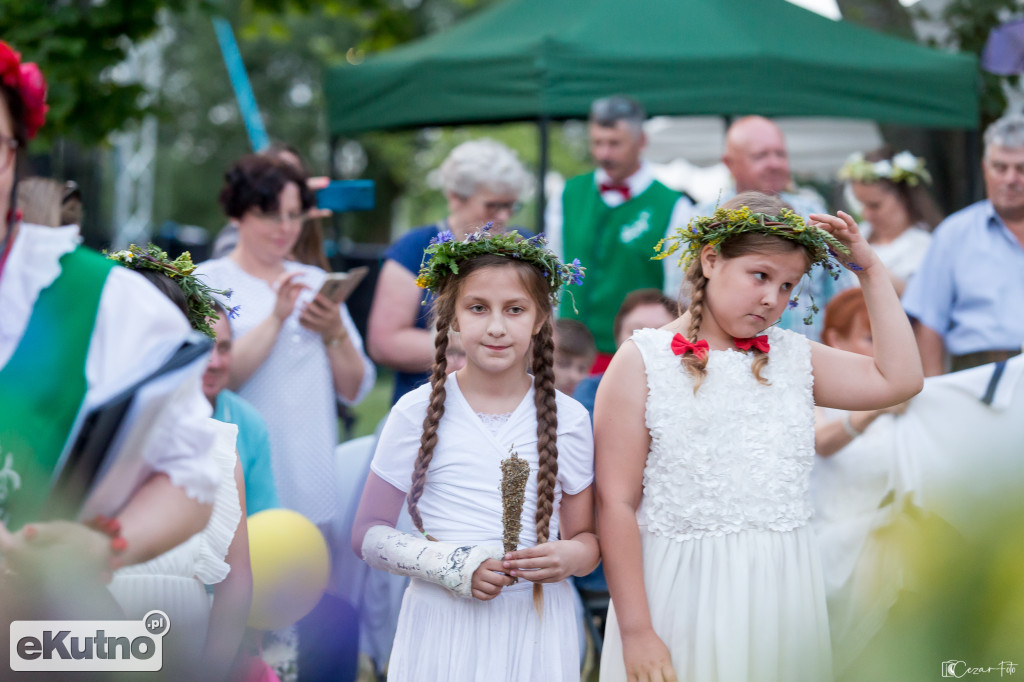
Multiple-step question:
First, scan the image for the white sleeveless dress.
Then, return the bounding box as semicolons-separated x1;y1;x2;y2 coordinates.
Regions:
600;327;833;682
108;419;242;658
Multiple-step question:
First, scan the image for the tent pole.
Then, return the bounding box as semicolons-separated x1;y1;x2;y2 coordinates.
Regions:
537;116;549;233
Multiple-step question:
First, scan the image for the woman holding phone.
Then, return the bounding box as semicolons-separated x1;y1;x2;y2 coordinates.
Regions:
196;154;374;533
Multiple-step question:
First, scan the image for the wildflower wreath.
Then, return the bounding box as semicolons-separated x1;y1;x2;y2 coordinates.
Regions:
415;225;585;305
106;244;237;338
653;206;852;325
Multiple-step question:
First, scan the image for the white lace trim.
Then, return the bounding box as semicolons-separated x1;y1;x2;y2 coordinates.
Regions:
475;411;513;436
633;327;815;541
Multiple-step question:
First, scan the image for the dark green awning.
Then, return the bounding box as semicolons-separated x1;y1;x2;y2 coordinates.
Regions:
324;0;978;135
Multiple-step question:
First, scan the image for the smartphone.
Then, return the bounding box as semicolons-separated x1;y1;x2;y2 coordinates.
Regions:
318;266;370;303
316;180;375;212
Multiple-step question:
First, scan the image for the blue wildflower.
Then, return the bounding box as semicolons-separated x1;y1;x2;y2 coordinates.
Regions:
787;299;798;309
437;230;454;243
466;232;480;242
229;305;242;320
482;222;493;232
846;261;864;271
224;288;233;299
571;258;581;268
572;272;585;286
528;233;546;245
542;270;550;278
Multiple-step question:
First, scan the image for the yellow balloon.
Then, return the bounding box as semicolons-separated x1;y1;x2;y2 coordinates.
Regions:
247;509;331;630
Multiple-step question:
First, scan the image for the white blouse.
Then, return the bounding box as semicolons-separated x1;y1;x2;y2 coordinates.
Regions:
0;224;219;504
371;373;594;547
863;223;932;283
195;257;375;524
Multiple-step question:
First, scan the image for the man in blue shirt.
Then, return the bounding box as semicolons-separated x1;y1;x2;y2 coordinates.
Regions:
204;305;280;514
903;114;1024;375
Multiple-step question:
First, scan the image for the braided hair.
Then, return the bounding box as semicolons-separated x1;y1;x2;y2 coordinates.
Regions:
678;192;810;391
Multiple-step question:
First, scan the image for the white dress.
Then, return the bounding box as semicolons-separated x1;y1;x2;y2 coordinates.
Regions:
370;374;594;682
108;419;242;657
862;223;932;283
196;257;375;525
600;327;832;682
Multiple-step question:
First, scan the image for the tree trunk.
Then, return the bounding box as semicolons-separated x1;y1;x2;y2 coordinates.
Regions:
836;0;977;214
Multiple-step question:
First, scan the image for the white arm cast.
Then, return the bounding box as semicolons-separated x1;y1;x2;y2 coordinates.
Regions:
360;525;503;599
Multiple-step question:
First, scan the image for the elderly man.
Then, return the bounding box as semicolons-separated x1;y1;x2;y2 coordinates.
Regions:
693;115;843;340
546;95;693;369
903;114;1024;376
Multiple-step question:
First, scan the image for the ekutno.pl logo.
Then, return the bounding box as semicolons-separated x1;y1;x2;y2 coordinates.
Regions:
9;610;169;672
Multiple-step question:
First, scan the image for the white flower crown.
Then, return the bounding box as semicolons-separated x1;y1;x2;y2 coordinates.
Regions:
838;151;932;187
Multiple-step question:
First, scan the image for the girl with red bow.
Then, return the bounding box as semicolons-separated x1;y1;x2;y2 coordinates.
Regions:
594;192;923;682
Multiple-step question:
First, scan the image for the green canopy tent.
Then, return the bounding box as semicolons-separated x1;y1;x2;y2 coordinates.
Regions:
324;0;979;225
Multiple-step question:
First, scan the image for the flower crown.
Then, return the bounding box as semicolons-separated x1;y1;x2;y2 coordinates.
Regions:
838;151;932;187
415;225;585;305
0;41;48;140
106;244;238;338
653;207;852;324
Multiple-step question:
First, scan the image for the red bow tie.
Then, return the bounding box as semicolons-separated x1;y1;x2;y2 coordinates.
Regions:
733;335;770;353
599;182;631;200
671;333;709;360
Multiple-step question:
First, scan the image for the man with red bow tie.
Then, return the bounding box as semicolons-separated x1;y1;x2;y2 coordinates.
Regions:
546;96;693;371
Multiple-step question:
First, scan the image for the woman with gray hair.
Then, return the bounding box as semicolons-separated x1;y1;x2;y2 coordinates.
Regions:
367;138;532;404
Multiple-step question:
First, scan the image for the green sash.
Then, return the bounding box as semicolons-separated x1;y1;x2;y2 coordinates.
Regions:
560;172;680;353
0;246;114;529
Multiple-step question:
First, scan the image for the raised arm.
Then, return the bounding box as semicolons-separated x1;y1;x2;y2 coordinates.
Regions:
595;342;677;681
228;271;306;389
367;260;436;373
809;212;924;410
913;320;947;377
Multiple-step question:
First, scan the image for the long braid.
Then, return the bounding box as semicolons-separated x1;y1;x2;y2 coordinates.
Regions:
406;315;452;540
681;266;711;394
530;316;558;616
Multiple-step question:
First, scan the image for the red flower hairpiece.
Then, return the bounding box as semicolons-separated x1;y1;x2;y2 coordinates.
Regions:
0;41;48;140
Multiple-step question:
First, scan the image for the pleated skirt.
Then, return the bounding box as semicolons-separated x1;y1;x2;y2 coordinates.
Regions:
386;577;579;681
601;525;833;682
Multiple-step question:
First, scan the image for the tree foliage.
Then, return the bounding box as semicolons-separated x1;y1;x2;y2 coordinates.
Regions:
0;0;214;146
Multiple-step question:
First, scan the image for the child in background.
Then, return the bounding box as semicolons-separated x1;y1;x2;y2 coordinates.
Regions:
574;289;677;419
811;287;911;673
351;230;599;681
554;318;597;396
596;192;923;682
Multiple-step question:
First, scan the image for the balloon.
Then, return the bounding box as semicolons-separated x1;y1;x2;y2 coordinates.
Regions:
247;509;330;630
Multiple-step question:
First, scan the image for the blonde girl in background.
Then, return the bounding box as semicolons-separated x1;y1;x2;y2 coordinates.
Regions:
352;229;599;681
596;192;923;682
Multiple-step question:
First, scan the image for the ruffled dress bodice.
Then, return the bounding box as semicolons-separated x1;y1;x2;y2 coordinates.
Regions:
634;326;816;540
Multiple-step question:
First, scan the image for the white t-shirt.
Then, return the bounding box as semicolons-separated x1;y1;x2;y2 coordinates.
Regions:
371;373;594;546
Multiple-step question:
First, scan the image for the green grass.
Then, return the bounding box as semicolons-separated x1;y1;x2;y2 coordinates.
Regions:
346;369;395;440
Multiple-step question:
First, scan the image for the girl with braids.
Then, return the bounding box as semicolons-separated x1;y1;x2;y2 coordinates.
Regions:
352;229;598;681
595;192;923;682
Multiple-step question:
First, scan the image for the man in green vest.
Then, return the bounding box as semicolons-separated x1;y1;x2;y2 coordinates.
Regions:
546;96;693;371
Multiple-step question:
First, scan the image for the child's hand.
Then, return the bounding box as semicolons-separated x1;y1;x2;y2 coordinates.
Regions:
502;539;589;583
0;520;117;584
470;558;513;601
622;628;678;682
809;211;880;275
